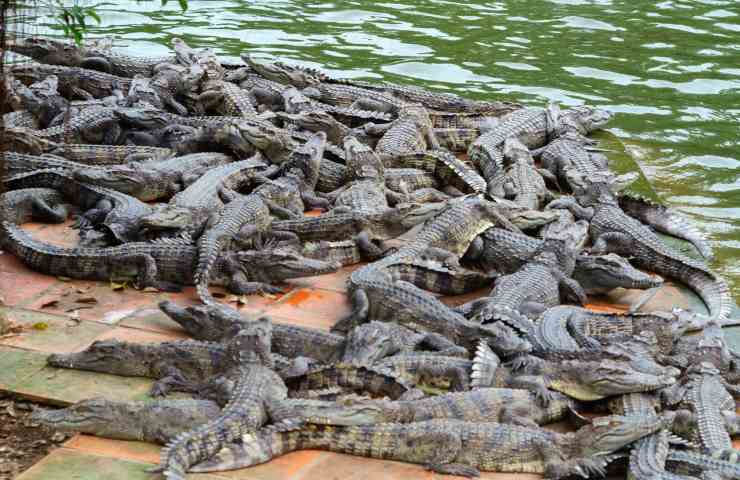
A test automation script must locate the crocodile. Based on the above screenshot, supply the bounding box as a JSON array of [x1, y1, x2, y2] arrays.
[[383, 167, 439, 193], [158, 300, 346, 362], [618, 193, 714, 260], [335, 264, 532, 357], [277, 110, 349, 145], [662, 363, 735, 458], [190, 415, 671, 478], [341, 321, 467, 364], [71, 152, 234, 201], [385, 257, 494, 295], [49, 144, 173, 164], [462, 237, 586, 327], [152, 319, 293, 480], [6, 168, 152, 244], [198, 80, 257, 117], [31, 398, 221, 444], [268, 388, 574, 428], [330, 77, 521, 115], [285, 363, 419, 401], [16, 106, 122, 144], [11, 74, 69, 128], [384, 150, 487, 194], [531, 306, 693, 358], [608, 393, 694, 480], [548, 171, 733, 323], [0, 188, 68, 226], [5, 151, 103, 177], [434, 127, 483, 152], [194, 136, 327, 303], [468, 103, 612, 195], [465, 228, 671, 296], [7, 37, 174, 77], [488, 137, 554, 209], [10, 63, 133, 100], [279, 86, 394, 125], [138, 156, 269, 238], [372, 103, 440, 156], [471, 342, 677, 402], [532, 130, 607, 189]]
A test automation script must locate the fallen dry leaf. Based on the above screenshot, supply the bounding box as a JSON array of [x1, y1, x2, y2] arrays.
[[57, 276, 71, 282], [39, 300, 59, 309], [142, 286, 159, 293], [75, 297, 98, 304], [31, 322, 49, 331], [110, 281, 127, 291]]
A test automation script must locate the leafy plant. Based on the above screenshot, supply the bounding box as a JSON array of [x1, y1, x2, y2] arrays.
[[50, 0, 188, 45]]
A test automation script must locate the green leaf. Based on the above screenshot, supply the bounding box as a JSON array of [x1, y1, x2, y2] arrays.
[[178, 0, 188, 11], [86, 8, 101, 24], [161, 0, 169, 5]]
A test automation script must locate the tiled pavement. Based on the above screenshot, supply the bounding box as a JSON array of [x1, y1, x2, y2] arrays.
[[0, 222, 735, 479]]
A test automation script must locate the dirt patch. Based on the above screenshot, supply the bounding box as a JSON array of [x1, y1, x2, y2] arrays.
[[0, 393, 70, 479]]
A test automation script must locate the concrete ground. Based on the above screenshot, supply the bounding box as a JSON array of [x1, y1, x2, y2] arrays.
[[0, 219, 733, 479]]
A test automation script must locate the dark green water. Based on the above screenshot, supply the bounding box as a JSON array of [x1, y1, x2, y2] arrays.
[[22, 0, 740, 297]]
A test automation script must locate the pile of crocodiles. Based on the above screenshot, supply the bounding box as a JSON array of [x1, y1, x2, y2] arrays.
[[2, 36, 739, 479]]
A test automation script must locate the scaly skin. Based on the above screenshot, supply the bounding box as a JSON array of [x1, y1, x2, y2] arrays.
[[199, 80, 257, 117], [468, 104, 611, 195], [154, 320, 289, 480], [341, 321, 466, 364], [0, 188, 68, 225], [337, 265, 531, 356], [552, 173, 733, 323], [10, 63, 132, 100], [490, 137, 552, 209], [618, 193, 713, 260], [139, 156, 268, 237], [277, 110, 350, 145], [534, 130, 606, 189], [46, 338, 231, 397], [284, 363, 417, 401], [158, 300, 346, 362], [6, 169, 151, 244], [268, 388, 573, 427], [191, 415, 671, 478], [2, 223, 325, 294], [72, 152, 234, 201], [384, 167, 439, 193], [386, 257, 493, 295], [374, 104, 439, 156], [7, 37, 174, 77], [434, 127, 482, 152], [50, 144, 173, 164], [466, 228, 668, 296], [472, 342, 676, 402], [466, 237, 585, 328], [31, 398, 220, 444], [17, 106, 121, 143]]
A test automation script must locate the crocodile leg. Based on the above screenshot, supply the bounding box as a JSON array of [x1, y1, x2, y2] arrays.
[[332, 289, 370, 334]]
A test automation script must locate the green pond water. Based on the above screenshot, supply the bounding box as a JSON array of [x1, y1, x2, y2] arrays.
[[17, 0, 740, 298]]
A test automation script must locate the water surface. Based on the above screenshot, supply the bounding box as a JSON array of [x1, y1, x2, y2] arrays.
[[17, 0, 740, 296]]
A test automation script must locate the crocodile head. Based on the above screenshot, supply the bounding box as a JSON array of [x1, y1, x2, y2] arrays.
[[30, 398, 134, 437], [383, 201, 445, 230], [46, 340, 149, 376], [241, 53, 320, 89], [238, 122, 293, 157], [73, 166, 160, 201], [342, 321, 404, 364], [236, 248, 341, 281], [344, 135, 384, 180], [550, 359, 677, 401], [159, 300, 248, 341], [114, 106, 170, 130], [278, 131, 327, 189], [225, 317, 273, 366], [282, 87, 313, 113], [569, 171, 619, 207], [140, 206, 197, 230], [279, 110, 336, 132], [560, 106, 613, 135], [573, 413, 674, 457], [478, 321, 533, 356], [7, 37, 85, 66], [575, 253, 663, 292]]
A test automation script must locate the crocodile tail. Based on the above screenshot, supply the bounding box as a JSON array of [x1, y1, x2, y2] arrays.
[[189, 420, 306, 473], [678, 264, 733, 324], [667, 449, 740, 478], [195, 234, 222, 304], [471, 341, 500, 388]]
